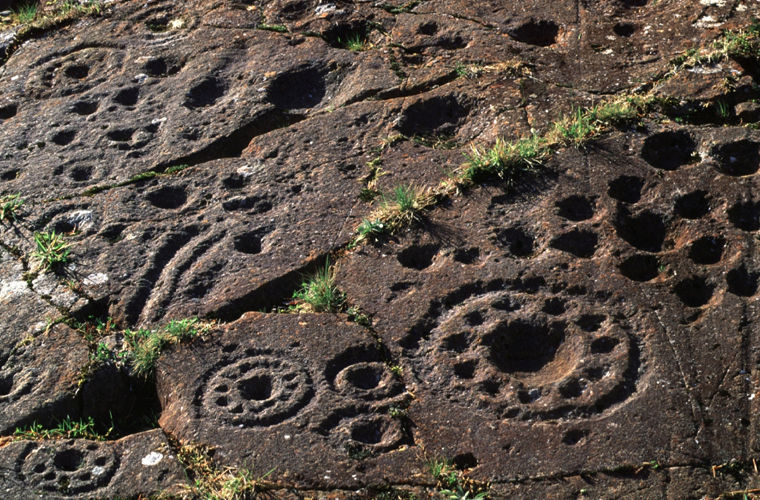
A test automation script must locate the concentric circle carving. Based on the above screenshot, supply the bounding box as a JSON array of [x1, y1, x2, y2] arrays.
[[200, 352, 313, 427]]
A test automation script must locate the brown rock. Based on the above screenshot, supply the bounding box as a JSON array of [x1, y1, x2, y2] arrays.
[[1, 0, 760, 496], [0, 429, 187, 498], [0, 324, 88, 434], [737, 101, 760, 123], [157, 313, 420, 489]]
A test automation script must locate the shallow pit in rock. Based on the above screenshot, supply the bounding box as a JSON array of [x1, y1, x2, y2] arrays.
[[711, 140, 760, 177], [675, 191, 710, 219], [608, 176, 644, 204], [494, 227, 534, 257], [641, 131, 696, 170], [508, 19, 559, 47], [688, 236, 725, 265], [673, 277, 714, 307]]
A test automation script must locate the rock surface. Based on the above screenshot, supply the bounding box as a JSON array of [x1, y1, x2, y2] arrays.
[[1, 0, 760, 497], [157, 313, 419, 489], [0, 429, 187, 498]]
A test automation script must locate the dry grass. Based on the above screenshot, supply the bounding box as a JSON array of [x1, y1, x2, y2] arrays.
[[167, 443, 277, 500]]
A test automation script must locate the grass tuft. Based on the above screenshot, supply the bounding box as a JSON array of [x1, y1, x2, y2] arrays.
[[14, 2, 37, 23], [667, 20, 760, 75], [550, 98, 645, 147], [350, 184, 436, 245], [390, 184, 418, 213], [380, 184, 426, 230], [429, 457, 489, 499], [454, 62, 481, 79], [352, 218, 386, 246], [174, 443, 276, 500], [123, 318, 212, 377], [14, 416, 111, 441], [716, 19, 760, 59], [33, 231, 71, 271], [257, 23, 288, 33], [292, 259, 345, 313], [0, 193, 23, 221], [346, 305, 371, 327], [341, 32, 369, 51], [56, 0, 102, 16], [2, 1, 104, 65], [552, 107, 599, 146], [164, 163, 190, 175], [463, 135, 548, 184]]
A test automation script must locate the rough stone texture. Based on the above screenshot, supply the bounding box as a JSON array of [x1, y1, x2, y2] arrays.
[[491, 464, 760, 499], [0, 0, 760, 497], [0, 429, 187, 498], [157, 313, 421, 489], [0, 324, 88, 435], [2, 150, 367, 325], [336, 126, 760, 484], [0, 249, 60, 353]]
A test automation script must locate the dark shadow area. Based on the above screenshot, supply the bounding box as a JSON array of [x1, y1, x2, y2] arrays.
[[641, 130, 696, 170], [508, 19, 559, 46]]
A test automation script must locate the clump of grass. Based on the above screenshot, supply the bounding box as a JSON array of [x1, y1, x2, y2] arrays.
[[391, 184, 418, 212], [359, 187, 382, 202], [176, 443, 276, 500], [369, 485, 419, 500], [33, 231, 71, 271], [14, 2, 37, 23], [123, 318, 212, 377], [429, 458, 489, 499], [440, 487, 488, 499], [14, 416, 111, 441], [454, 62, 481, 79], [128, 170, 158, 182], [73, 315, 117, 345], [337, 30, 370, 51], [351, 184, 433, 244], [669, 47, 703, 69], [352, 218, 386, 246], [164, 163, 190, 175], [429, 458, 458, 490], [667, 20, 760, 75], [2, 1, 103, 64], [551, 107, 599, 146], [346, 33, 369, 51], [292, 259, 345, 312], [0, 193, 23, 221], [715, 99, 731, 120], [716, 19, 760, 59], [92, 341, 114, 363], [55, 0, 103, 16], [381, 184, 426, 230], [463, 135, 548, 184], [388, 405, 407, 419], [257, 23, 287, 33], [462, 96, 647, 184], [345, 441, 375, 460], [359, 160, 386, 202], [591, 97, 646, 124], [346, 305, 371, 327], [550, 98, 644, 147]]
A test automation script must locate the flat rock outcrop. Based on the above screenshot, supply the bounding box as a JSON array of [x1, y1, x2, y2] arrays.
[[0, 429, 186, 498], [1, 0, 760, 497]]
